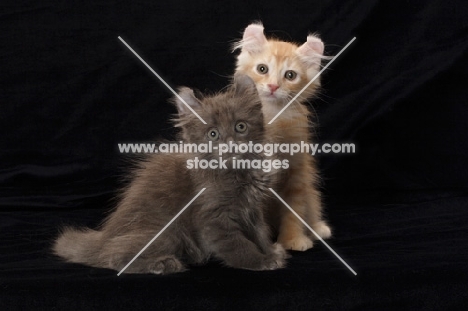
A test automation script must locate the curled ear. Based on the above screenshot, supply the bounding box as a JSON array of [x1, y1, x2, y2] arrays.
[[296, 34, 324, 66], [172, 87, 202, 116], [233, 22, 267, 54]]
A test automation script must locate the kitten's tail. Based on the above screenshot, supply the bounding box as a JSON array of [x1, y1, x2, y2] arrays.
[[53, 227, 103, 265]]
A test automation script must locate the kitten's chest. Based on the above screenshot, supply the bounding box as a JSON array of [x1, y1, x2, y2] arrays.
[[264, 107, 311, 143]]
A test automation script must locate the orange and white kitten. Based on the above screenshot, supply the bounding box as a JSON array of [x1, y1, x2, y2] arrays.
[[233, 23, 331, 251]]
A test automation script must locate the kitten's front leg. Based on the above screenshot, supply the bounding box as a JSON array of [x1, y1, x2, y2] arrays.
[[218, 235, 286, 271], [202, 224, 287, 271], [305, 186, 332, 241], [277, 209, 314, 251], [276, 171, 314, 251], [276, 186, 331, 250]]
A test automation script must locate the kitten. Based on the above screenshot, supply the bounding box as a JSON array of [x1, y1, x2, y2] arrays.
[[233, 23, 332, 251], [53, 75, 287, 274]]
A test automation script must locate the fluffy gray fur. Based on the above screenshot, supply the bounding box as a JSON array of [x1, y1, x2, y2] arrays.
[[53, 75, 287, 274]]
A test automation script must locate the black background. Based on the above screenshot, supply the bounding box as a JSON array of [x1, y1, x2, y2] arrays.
[[1, 0, 468, 309]]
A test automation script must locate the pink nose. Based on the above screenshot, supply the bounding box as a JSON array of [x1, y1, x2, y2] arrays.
[[267, 84, 279, 93]]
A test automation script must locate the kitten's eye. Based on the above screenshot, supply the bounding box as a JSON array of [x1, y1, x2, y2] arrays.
[[235, 121, 248, 133], [284, 70, 297, 81], [207, 128, 219, 141], [256, 64, 269, 75]]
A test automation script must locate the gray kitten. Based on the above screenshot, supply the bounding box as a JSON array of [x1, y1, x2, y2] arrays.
[[53, 75, 287, 274]]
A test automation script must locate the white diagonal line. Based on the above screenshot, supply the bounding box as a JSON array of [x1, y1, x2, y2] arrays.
[[268, 37, 356, 124], [269, 188, 357, 276], [118, 36, 207, 125], [117, 188, 206, 276]]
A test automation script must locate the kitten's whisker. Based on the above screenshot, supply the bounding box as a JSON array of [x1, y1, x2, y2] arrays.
[[219, 84, 231, 93], [208, 71, 232, 79]]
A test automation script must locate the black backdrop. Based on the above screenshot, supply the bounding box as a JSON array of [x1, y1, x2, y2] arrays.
[[1, 0, 468, 309]]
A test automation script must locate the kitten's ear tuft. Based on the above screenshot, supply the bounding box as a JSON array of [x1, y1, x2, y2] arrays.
[[192, 88, 204, 101], [234, 22, 267, 54], [305, 35, 324, 55], [173, 87, 201, 116], [296, 34, 324, 65], [232, 74, 258, 97]]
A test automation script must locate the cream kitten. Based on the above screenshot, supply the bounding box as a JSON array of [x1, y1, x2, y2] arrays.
[[233, 23, 332, 251]]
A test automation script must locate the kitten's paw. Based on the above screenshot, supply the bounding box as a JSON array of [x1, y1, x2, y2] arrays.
[[271, 242, 290, 259], [261, 249, 287, 270], [261, 257, 286, 270], [278, 234, 313, 251], [149, 256, 186, 275], [254, 243, 289, 270], [312, 221, 332, 240]]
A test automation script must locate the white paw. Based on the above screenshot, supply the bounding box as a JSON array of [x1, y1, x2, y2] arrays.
[[279, 234, 313, 251], [272, 243, 289, 259], [262, 256, 286, 270], [312, 221, 332, 239]]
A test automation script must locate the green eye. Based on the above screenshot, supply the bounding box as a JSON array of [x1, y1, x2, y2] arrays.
[[284, 70, 297, 80], [235, 121, 247, 133], [257, 64, 269, 74], [207, 128, 219, 141]]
